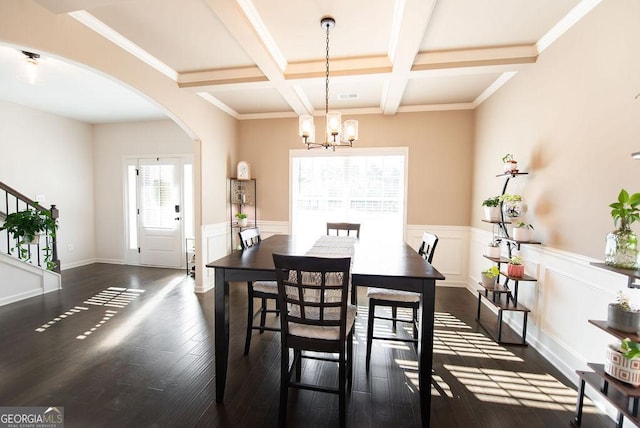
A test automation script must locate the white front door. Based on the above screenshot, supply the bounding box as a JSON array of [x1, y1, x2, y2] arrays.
[[138, 158, 182, 267]]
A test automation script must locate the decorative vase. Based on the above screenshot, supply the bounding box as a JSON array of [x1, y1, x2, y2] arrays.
[[486, 245, 501, 259], [20, 233, 41, 245], [503, 161, 518, 173], [238, 218, 248, 227], [502, 200, 527, 220], [483, 206, 501, 222], [512, 228, 530, 242], [607, 303, 640, 333], [507, 264, 524, 278], [481, 274, 497, 288], [605, 229, 638, 269], [605, 343, 640, 386]]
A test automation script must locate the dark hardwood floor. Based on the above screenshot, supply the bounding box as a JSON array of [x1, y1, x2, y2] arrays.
[[0, 263, 615, 427]]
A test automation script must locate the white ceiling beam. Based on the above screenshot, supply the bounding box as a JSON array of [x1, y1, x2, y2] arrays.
[[412, 45, 537, 71], [381, 0, 438, 116], [33, 0, 131, 14], [203, 0, 310, 116], [178, 66, 267, 88]]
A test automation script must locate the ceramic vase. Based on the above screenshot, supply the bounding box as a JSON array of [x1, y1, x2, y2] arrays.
[[507, 264, 524, 278]]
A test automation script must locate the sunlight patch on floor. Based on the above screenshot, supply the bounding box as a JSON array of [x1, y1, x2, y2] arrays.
[[435, 329, 523, 362], [444, 364, 600, 413]]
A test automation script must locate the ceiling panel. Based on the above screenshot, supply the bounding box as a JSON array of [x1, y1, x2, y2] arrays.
[[88, 0, 254, 72], [206, 86, 292, 115], [402, 73, 502, 105], [421, 0, 582, 51], [253, 0, 394, 62]]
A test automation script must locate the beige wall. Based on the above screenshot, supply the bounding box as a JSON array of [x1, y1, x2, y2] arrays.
[[473, 0, 640, 259], [0, 100, 95, 268], [93, 120, 193, 263], [239, 111, 474, 226]]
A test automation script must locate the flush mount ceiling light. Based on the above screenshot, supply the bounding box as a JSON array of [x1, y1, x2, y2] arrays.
[[632, 152, 640, 160], [298, 17, 358, 151], [20, 50, 40, 85]]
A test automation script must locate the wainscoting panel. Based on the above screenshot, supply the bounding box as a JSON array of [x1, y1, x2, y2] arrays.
[[406, 225, 469, 287], [468, 226, 634, 421]]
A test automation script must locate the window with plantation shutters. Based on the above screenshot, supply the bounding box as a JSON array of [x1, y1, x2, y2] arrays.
[[291, 148, 407, 241], [139, 163, 176, 229]]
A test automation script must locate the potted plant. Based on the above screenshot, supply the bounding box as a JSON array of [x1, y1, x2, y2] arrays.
[[605, 189, 640, 269], [0, 203, 58, 268], [481, 266, 500, 287], [486, 239, 501, 258], [512, 222, 534, 242], [235, 212, 248, 227], [605, 338, 640, 386], [482, 196, 501, 221], [607, 291, 640, 333], [502, 153, 518, 173], [500, 194, 527, 220], [507, 255, 524, 278]]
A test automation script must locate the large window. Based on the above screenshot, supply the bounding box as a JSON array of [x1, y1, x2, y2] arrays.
[[290, 148, 407, 241]]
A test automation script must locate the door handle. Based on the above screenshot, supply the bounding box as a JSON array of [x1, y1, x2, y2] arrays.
[[174, 217, 180, 221]]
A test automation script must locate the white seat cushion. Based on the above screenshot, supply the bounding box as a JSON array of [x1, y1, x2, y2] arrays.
[[252, 280, 278, 295], [288, 304, 357, 341], [366, 287, 420, 303]]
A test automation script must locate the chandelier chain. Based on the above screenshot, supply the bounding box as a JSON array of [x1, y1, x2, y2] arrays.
[[325, 22, 330, 117]]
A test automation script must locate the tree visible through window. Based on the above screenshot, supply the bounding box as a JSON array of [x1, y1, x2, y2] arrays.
[[291, 149, 406, 241]]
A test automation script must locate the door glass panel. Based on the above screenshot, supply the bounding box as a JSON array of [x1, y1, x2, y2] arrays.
[[140, 164, 176, 229]]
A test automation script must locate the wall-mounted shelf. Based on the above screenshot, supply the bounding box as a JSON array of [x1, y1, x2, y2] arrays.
[[590, 262, 640, 289]]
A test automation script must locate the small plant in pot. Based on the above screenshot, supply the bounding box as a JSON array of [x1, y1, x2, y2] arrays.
[[507, 255, 524, 278], [502, 153, 518, 173], [482, 196, 501, 221], [605, 338, 640, 386], [605, 189, 640, 269], [499, 194, 527, 221], [607, 291, 640, 333], [486, 239, 501, 258], [512, 222, 534, 242], [481, 266, 500, 287], [0, 203, 58, 268], [235, 212, 248, 227]]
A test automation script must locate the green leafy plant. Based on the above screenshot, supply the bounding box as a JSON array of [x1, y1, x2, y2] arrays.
[[610, 189, 640, 231], [499, 194, 522, 202], [515, 222, 534, 230], [482, 266, 500, 278], [621, 338, 640, 360], [235, 212, 247, 220], [482, 196, 500, 207], [502, 153, 516, 163], [614, 291, 638, 312], [0, 203, 58, 269], [509, 255, 523, 265]]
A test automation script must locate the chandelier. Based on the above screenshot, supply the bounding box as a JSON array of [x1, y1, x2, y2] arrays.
[[298, 17, 358, 150]]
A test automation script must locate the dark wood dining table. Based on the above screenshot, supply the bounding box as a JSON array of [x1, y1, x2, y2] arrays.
[[206, 234, 445, 427]]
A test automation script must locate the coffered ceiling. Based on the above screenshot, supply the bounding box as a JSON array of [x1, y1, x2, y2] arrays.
[[3, 0, 599, 123]]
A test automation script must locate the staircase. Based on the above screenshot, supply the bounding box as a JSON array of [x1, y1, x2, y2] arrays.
[[0, 181, 61, 306]]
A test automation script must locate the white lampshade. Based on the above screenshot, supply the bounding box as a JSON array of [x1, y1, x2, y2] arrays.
[[326, 111, 342, 140], [299, 115, 314, 138], [342, 120, 358, 142]]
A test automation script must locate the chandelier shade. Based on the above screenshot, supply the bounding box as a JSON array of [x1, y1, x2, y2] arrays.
[[299, 17, 358, 150]]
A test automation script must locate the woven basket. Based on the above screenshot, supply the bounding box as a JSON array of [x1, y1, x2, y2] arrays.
[[605, 344, 640, 386]]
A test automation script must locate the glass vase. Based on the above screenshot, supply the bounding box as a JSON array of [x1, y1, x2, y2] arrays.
[[605, 229, 639, 269]]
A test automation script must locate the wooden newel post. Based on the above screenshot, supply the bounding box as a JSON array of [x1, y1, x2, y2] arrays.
[[50, 204, 60, 273]]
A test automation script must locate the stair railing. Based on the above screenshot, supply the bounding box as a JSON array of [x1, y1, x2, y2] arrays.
[[0, 181, 60, 272]]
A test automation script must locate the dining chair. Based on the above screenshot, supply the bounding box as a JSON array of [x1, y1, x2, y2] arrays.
[[239, 227, 280, 355], [365, 231, 439, 371], [272, 253, 355, 428], [326, 222, 361, 238]]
